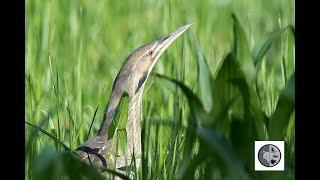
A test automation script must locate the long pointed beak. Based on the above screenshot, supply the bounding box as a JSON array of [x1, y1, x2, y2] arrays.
[[152, 23, 192, 60]]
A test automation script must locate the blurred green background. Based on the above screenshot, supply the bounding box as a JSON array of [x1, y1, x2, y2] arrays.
[[26, 0, 294, 179]]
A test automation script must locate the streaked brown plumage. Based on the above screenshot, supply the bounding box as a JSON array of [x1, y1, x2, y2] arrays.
[[75, 24, 192, 177]]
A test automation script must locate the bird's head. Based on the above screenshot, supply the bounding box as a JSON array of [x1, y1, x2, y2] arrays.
[[113, 23, 192, 96]]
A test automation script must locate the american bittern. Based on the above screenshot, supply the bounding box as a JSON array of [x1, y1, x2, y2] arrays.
[[75, 23, 192, 176]]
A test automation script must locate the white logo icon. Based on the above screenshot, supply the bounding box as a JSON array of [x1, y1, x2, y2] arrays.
[[255, 141, 284, 171]]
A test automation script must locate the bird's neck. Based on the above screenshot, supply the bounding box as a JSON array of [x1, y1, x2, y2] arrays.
[[97, 90, 122, 136], [97, 87, 143, 157], [126, 90, 143, 157]]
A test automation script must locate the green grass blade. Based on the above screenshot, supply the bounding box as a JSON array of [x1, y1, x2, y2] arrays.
[[33, 149, 109, 180], [196, 126, 248, 180], [231, 13, 255, 84], [107, 92, 129, 156], [253, 25, 293, 67], [269, 74, 295, 140], [193, 37, 214, 112], [86, 105, 99, 140], [155, 73, 209, 125], [25, 121, 74, 154], [116, 129, 128, 156], [107, 92, 129, 138]]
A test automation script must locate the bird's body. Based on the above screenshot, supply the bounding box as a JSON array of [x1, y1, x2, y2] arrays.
[[75, 24, 192, 177]]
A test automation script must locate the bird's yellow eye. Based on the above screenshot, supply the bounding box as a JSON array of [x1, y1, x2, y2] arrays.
[[147, 50, 154, 56]]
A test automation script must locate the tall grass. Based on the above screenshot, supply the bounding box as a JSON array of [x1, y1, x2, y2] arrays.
[[26, 0, 294, 179]]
